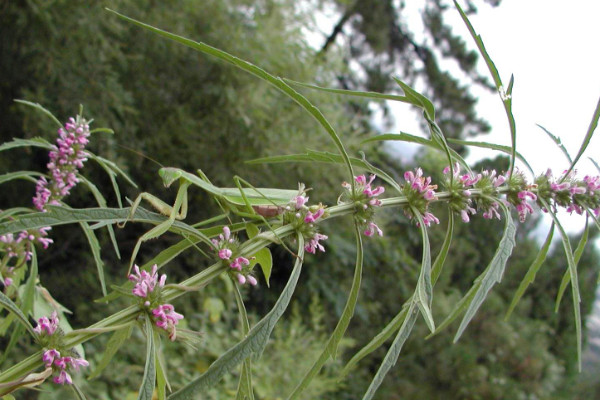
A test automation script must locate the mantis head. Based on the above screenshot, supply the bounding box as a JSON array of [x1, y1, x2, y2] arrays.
[[158, 167, 183, 188]]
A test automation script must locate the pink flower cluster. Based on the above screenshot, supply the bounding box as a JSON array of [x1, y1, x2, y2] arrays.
[[212, 226, 257, 286], [538, 169, 600, 216], [403, 168, 439, 227], [342, 174, 385, 237], [0, 227, 53, 287], [305, 233, 329, 254], [129, 264, 184, 341], [42, 349, 89, 385], [33, 116, 90, 211], [35, 312, 89, 385]]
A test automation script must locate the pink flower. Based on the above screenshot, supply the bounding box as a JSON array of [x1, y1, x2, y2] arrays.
[[294, 195, 309, 209], [42, 349, 60, 367], [304, 208, 324, 223], [152, 303, 184, 341], [129, 264, 166, 299], [230, 256, 250, 271], [305, 233, 328, 254], [364, 222, 383, 237], [218, 248, 233, 260], [34, 311, 59, 336], [33, 116, 91, 212], [53, 370, 73, 385]]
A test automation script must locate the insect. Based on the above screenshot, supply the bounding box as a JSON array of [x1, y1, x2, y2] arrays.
[[119, 167, 299, 272]]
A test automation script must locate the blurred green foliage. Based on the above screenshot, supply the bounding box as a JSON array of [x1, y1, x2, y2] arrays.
[[0, 1, 598, 399]]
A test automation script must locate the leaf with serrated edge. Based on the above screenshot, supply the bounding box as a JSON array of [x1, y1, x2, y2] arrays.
[[505, 224, 554, 320], [106, 9, 355, 184], [563, 96, 600, 178], [0, 290, 36, 338], [454, 204, 515, 342], [412, 211, 435, 333], [138, 315, 156, 400], [555, 221, 588, 311], [537, 124, 572, 163], [540, 199, 582, 371], [14, 100, 62, 127], [362, 302, 419, 400], [284, 78, 411, 104], [287, 223, 363, 399], [169, 237, 304, 399], [88, 324, 133, 379]]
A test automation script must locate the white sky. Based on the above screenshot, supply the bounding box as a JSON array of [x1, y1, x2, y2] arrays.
[[309, 0, 600, 239]]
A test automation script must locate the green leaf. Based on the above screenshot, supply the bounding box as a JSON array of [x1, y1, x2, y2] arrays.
[[71, 383, 89, 400], [79, 175, 121, 260], [341, 305, 409, 377], [0, 206, 213, 248], [536, 124, 573, 163], [362, 134, 469, 173], [0, 138, 53, 153], [288, 223, 363, 399], [88, 153, 138, 189], [88, 324, 133, 379], [14, 99, 62, 128], [446, 138, 534, 176], [505, 224, 554, 320], [168, 237, 305, 399], [564, 96, 600, 178], [0, 171, 41, 185], [590, 157, 600, 174], [393, 78, 435, 121], [79, 222, 107, 296], [0, 290, 36, 338], [155, 330, 170, 400], [453, 0, 517, 174], [453, 204, 515, 342], [432, 213, 454, 285], [362, 302, 418, 400], [540, 199, 582, 371], [555, 221, 588, 311], [248, 150, 402, 194], [89, 127, 114, 134], [233, 285, 254, 400], [284, 78, 411, 104], [412, 210, 435, 333], [245, 224, 272, 286], [107, 9, 355, 183], [138, 315, 156, 400]]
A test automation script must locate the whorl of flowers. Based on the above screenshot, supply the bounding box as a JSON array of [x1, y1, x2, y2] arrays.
[[33, 116, 91, 212], [402, 168, 439, 228], [212, 227, 258, 285], [35, 312, 89, 385], [340, 174, 384, 237], [0, 227, 53, 288], [442, 163, 478, 223], [503, 170, 538, 222], [129, 264, 184, 341], [281, 185, 330, 253], [471, 169, 506, 220], [535, 169, 600, 216]]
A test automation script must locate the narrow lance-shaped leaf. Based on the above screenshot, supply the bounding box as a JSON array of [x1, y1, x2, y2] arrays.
[[0, 138, 53, 153], [563, 95, 600, 179], [412, 209, 435, 333], [283, 78, 411, 104], [505, 223, 554, 320], [454, 203, 515, 342], [248, 150, 401, 194], [233, 284, 254, 400], [555, 220, 588, 311], [537, 124, 573, 163], [453, 0, 517, 175], [342, 214, 453, 376], [14, 99, 62, 128], [138, 314, 156, 400], [88, 324, 133, 379], [79, 221, 107, 296], [0, 290, 36, 338], [590, 157, 600, 174], [169, 237, 305, 399], [0, 171, 41, 185], [106, 9, 356, 185], [362, 302, 419, 400], [540, 199, 582, 371], [287, 222, 363, 400]]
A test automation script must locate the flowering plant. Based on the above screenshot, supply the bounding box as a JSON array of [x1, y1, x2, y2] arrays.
[[0, 3, 599, 399]]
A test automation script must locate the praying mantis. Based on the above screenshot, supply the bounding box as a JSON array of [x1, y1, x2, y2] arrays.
[[119, 167, 300, 271]]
